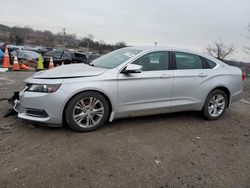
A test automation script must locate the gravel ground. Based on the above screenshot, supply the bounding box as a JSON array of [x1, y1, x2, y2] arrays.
[[0, 71, 250, 188]]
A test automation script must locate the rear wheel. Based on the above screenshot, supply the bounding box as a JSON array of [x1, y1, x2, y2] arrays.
[[65, 91, 109, 132], [203, 89, 228, 120]]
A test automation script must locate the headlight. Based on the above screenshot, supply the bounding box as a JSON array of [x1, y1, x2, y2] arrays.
[[26, 84, 61, 93]]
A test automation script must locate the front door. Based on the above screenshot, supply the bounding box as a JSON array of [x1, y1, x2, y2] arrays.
[[117, 51, 173, 116]]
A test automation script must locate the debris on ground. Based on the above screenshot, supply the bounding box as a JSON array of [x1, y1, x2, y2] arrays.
[[155, 160, 161, 165], [0, 123, 14, 130], [27, 124, 36, 129], [241, 99, 250, 105]]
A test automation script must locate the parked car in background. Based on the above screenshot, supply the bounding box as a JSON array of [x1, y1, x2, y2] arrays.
[[14, 47, 244, 132], [7, 45, 47, 55], [0, 42, 6, 52], [7, 45, 25, 53], [70, 51, 87, 64], [34, 46, 54, 55], [43, 49, 71, 68], [85, 52, 100, 64], [43, 49, 86, 68], [0, 48, 4, 66], [10, 50, 40, 67]]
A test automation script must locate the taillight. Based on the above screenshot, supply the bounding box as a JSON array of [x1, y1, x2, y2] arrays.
[[242, 71, 246, 81]]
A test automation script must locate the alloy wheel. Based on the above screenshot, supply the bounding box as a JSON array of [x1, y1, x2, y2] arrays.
[[73, 97, 104, 128], [208, 93, 225, 117]]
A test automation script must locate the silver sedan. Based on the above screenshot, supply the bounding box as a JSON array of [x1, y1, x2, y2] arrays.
[[14, 47, 244, 131]]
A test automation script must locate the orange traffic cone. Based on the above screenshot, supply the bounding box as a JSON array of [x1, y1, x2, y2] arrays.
[[49, 56, 54, 69], [61, 60, 64, 66], [12, 55, 20, 71], [20, 64, 30, 70], [2, 46, 10, 68]]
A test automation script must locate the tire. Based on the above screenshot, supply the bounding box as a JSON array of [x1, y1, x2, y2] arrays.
[[65, 91, 109, 132], [202, 89, 228, 120]]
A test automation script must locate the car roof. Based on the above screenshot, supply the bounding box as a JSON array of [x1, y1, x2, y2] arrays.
[[125, 46, 225, 66], [126, 46, 202, 54], [16, 49, 39, 54]]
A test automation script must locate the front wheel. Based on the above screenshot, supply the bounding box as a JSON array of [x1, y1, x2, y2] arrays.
[[65, 91, 109, 132], [202, 89, 228, 120]]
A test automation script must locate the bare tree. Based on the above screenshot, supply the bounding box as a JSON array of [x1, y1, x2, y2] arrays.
[[243, 24, 250, 55], [206, 40, 235, 60]]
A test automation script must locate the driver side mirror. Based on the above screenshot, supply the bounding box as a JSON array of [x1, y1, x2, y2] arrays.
[[122, 64, 142, 74]]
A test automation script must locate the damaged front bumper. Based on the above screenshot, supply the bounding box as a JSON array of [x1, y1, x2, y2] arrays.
[[12, 88, 66, 127], [12, 90, 50, 123], [13, 98, 21, 113]]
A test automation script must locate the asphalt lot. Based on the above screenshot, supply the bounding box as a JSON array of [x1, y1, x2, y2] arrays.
[[0, 71, 250, 188]]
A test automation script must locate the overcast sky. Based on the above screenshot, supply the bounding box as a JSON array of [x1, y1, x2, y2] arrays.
[[1, 0, 250, 61]]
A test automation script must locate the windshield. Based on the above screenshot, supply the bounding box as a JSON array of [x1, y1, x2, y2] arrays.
[[92, 48, 141, 69]]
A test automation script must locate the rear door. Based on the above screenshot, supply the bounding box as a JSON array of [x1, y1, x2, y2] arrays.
[[172, 51, 214, 111]]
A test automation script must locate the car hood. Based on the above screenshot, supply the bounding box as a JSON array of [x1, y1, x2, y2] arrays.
[[33, 64, 106, 79]]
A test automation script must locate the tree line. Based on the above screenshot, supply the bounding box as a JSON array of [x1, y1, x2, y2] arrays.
[[1, 23, 250, 59], [0, 24, 126, 54]]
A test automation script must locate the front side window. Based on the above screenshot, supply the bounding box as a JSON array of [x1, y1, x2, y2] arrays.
[[175, 52, 203, 69], [132, 51, 169, 71]]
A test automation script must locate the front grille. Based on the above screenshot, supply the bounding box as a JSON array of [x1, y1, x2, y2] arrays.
[[25, 108, 49, 118]]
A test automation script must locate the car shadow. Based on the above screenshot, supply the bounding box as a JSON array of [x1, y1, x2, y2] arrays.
[[107, 111, 203, 128], [16, 111, 204, 133]]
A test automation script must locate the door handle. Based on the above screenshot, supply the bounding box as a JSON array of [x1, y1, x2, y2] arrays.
[[160, 74, 171, 79], [198, 73, 207, 77]]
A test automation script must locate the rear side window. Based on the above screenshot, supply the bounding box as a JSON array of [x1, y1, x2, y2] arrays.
[[204, 58, 217, 69], [175, 52, 203, 70]]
